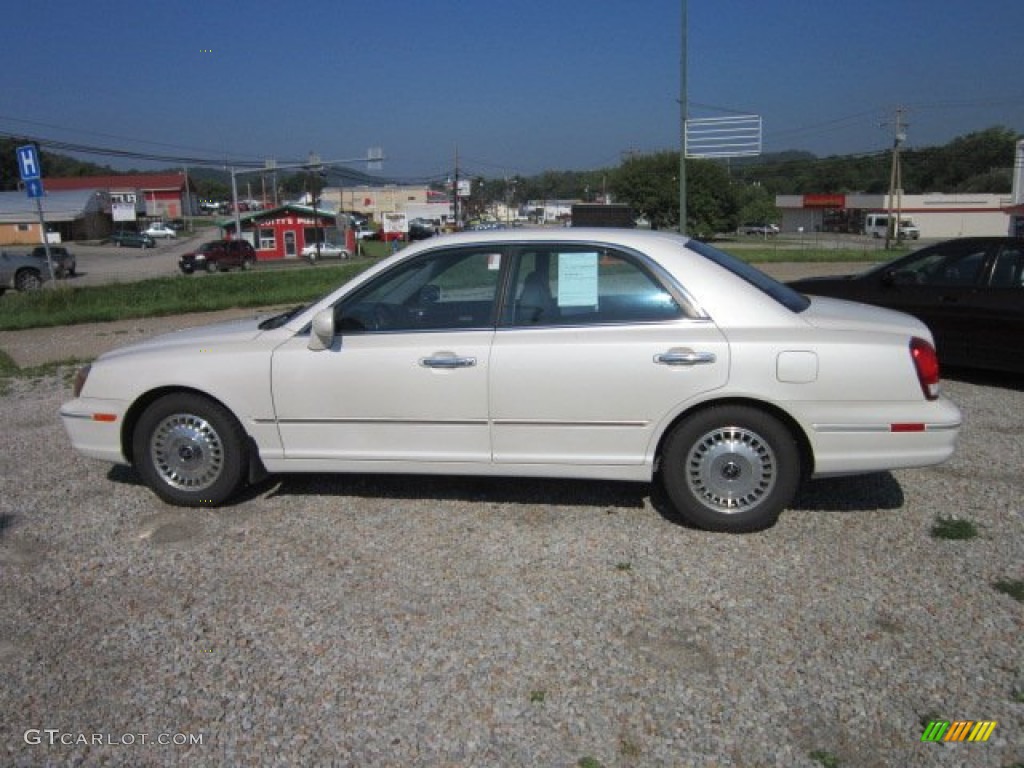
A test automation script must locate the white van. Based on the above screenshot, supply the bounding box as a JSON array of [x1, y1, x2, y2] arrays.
[[864, 213, 920, 240]]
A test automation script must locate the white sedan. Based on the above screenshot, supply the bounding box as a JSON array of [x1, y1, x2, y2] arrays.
[[60, 229, 961, 532], [301, 242, 350, 262], [143, 223, 177, 239]]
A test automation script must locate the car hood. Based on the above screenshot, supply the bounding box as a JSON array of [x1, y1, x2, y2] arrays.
[[800, 295, 929, 337], [96, 316, 269, 362]]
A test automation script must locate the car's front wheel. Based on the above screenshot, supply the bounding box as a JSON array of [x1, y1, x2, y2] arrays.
[[660, 405, 801, 533], [132, 393, 248, 506], [205, 260, 219, 273]]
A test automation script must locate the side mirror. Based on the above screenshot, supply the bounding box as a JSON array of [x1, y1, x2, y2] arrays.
[[308, 308, 336, 351]]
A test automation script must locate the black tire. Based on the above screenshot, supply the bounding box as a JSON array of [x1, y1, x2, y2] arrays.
[[132, 393, 248, 507], [660, 405, 801, 533], [242, 258, 254, 271], [205, 260, 219, 273], [15, 269, 43, 292]]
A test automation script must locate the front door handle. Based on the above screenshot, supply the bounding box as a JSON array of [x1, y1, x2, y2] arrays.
[[420, 355, 477, 369], [654, 349, 717, 366]]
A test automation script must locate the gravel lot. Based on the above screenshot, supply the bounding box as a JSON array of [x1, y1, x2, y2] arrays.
[[0, 366, 1021, 766], [1, 254, 1021, 766]]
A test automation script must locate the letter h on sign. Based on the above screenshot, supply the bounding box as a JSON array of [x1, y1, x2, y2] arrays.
[[17, 145, 42, 180]]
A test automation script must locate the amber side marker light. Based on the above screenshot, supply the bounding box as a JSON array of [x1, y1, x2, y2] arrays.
[[92, 413, 118, 423]]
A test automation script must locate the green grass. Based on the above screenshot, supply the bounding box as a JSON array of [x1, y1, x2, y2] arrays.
[[993, 579, 1024, 602], [809, 750, 841, 768], [723, 246, 896, 264], [930, 517, 979, 540], [0, 262, 368, 331]]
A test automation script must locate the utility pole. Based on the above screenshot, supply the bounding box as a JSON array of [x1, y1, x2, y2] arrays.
[[453, 145, 460, 228], [678, 0, 688, 235], [885, 106, 907, 250]]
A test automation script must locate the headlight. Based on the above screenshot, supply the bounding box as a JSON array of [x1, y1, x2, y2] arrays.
[[73, 364, 91, 398]]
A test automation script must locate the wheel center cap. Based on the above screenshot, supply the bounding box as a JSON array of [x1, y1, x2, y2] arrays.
[[721, 461, 742, 481]]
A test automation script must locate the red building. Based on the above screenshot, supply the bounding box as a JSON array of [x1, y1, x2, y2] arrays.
[[219, 204, 351, 260], [44, 173, 198, 219]]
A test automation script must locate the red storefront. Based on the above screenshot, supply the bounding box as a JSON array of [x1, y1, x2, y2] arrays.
[[219, 204, 354, 261]]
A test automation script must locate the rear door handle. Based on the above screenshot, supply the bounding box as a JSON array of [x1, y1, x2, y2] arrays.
[[654, 349, 717, 366], [420, 355, 477, 369]]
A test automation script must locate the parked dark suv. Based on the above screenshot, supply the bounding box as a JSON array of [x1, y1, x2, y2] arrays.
[[179, 240, 256, 274], [30, 245, 76, 278]]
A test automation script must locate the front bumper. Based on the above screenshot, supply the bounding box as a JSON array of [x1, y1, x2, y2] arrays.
[[59, 398, 130, 465]]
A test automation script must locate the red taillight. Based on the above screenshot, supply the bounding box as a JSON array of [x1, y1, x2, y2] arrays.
[[910, 337, 940, 400]]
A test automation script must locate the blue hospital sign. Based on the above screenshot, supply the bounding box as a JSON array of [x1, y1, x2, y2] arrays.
[[16, 144, 42, 180]]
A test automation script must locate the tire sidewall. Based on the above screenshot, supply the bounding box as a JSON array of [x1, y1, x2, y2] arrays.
[[132, 393, 247, 506], [16, 270, 42, 291], [661, 406, 800, 533]]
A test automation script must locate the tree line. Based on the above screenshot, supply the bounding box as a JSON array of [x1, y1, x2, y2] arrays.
[[464, 126, 1020, 236], [3, 125, 1018, 237]]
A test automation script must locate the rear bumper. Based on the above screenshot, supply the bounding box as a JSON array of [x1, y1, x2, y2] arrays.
[[802, 396, 961, 476]]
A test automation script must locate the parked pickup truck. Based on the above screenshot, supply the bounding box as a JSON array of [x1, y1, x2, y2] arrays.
[[0, 250, 51, 293], [30, 245, 76, 277]]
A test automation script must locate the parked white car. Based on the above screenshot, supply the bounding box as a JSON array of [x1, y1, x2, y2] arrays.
[[301, 242, 351, 262], [143, 222, 177, 239], [60, 229, 961, 532]]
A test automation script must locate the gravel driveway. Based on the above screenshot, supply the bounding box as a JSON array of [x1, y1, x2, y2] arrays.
[[1, 257, 1020, 766], [1, 366, 1021, 766]]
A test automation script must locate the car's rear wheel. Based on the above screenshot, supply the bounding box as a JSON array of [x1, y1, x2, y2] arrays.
[[242, 258, 254, 270], [132, 393, 248, 506], [660, 405, 800, 533], [15, 269, 43, 292]]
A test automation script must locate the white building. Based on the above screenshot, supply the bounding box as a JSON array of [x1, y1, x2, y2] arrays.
[[776, 192, 1017, 238]]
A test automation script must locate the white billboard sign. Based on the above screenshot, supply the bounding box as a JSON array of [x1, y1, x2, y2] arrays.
[[112, 202, 137, 221], [382, 212, 408, 234], [685, 115, 762, 159]]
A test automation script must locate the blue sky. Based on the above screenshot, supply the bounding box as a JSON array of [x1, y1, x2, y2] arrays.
[[2, 0, 1021, 181]]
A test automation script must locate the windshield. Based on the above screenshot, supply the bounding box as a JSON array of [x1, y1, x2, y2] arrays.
[[687, 239, 811, 312]]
